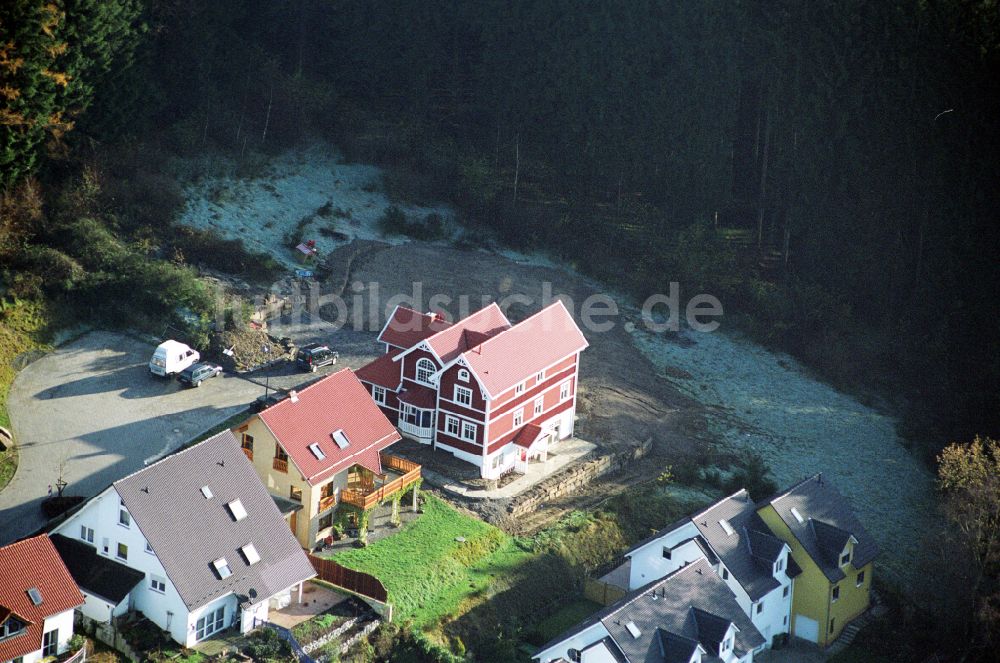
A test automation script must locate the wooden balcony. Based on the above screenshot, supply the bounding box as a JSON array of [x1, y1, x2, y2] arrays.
[[318, 493, 336, 512], [340, 453, 421, 510], [242, 447, 253, 461], [273, 457, 288, 473]]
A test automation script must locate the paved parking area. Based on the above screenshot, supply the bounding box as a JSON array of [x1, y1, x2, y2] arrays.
[[0, 330, 368, 545]]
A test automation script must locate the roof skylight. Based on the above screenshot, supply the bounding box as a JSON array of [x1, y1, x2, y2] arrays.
[[331, 430, 350, 449], [226, 499, 247, 522]]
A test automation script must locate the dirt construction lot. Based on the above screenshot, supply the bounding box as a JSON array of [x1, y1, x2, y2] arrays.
[[0, 330, 367, 545]]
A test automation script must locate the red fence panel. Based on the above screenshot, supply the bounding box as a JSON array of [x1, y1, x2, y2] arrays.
[[307, 554, 388, 603]]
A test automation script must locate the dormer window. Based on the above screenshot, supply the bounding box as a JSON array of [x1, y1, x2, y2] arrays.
[[721, 636, 733, 653], [840, 549, 852, 566], [415, 358, 436, 385], [775, 556, 784, 573], [0, 615, 26, 639], [458, 369, 470, 382]]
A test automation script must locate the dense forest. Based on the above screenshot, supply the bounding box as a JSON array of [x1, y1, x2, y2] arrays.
[[2, 1, 1000, 658]]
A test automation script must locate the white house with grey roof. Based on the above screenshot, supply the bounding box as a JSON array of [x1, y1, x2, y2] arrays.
[[51, 431, 316, 647], [595, 489, 795, 653], [535, 558, 765, 663]]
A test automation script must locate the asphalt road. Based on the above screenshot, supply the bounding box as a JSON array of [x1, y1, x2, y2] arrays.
[[0, 329, 369, 545]]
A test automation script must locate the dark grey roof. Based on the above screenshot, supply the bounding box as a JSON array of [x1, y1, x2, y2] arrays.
[[689, 607, 731, 651], [114, 431, 316, 610], [50, 534, 144, 604], [655, 630, 700, 663], [539, 559, 764, 662], [692, 491, 783, 601], [811, 519, 853, 566], [765, 474, 878, 583], [272, 493, 304, 515], [785, 555, 802, 578]]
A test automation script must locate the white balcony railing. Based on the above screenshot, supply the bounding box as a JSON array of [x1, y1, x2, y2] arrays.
[[398, 420, 434, 441]]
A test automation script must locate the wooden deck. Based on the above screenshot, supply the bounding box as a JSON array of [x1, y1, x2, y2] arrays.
[[340, 454, 421, 510]]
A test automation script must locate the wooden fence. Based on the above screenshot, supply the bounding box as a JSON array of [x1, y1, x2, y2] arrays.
[[340, 454, 421, 510], [308, 554, 388, 603]]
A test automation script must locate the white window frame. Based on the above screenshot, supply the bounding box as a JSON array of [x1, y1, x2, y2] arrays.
[[119, 506, 130, 528], [445, 415, 460, 436], [116, 542, 128, 561], [535, 370, 545, 382], [372, 385, 386, 405], [150, 576, 166, 593], [560, 381, 571, 401], [454, 385, 473, 407], [196, 606, 225, 641], [415, 358, 436, 385], [458, 369, 470, 382], [513, 408, 524, 428], [534, 396, 544, 415], [80, 526, 94, 543], [515, 382, 525, 395], [461, 421, 477, 442]]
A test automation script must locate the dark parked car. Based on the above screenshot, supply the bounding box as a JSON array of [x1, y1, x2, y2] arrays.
[[295, 344, 338, 372], [177, 362, 223, 387], [253, 391, 288, 412]]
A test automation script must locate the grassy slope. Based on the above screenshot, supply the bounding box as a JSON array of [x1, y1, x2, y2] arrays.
[[0, 300, 52, 489], [331, 495, 532, 628]]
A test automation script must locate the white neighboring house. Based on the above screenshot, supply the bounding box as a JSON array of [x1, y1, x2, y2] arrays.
[[51, 431, 316, 648], [0, 535, 84, 663], [598, 490, 795, 653], [534, 559, 764, 663]]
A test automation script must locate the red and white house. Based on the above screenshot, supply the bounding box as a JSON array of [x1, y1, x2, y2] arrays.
[[356, 300, 588, 479]]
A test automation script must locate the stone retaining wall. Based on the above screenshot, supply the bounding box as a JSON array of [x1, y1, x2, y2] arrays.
[[505, 437, 652, 519]]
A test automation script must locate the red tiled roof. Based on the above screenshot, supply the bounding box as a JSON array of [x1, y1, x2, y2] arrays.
[[462, 301, 588, 397], [0, 535, 84, 662], [355, 349, 402, 389], [397, 384, 437, 409], [512, 424, 543, 449], [379, 306, 453, 349], [423, 302, 511, 363], [352, 446, 383, 475], [258, 369, 401, 486]]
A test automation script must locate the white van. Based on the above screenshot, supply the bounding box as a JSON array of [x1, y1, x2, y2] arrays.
[[149, 340, 200, 377]]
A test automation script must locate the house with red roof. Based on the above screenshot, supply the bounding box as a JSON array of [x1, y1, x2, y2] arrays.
[[234, 368, 420, 548], [0, 535, 84, 663], [356, 300, 589, 479]]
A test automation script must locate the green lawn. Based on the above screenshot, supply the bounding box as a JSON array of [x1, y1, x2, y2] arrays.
[[331, 494, 533, 627], [0, 299, 52, 491]]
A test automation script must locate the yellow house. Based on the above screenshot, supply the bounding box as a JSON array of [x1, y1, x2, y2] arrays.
[[756, 474, 877, 647], [234, 368, 420, 548]]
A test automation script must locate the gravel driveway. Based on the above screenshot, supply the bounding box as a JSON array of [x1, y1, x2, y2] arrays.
[[0, 329, 370, 545]]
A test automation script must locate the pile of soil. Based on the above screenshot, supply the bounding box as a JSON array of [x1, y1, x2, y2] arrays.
[[211, 327, 295, 372]]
